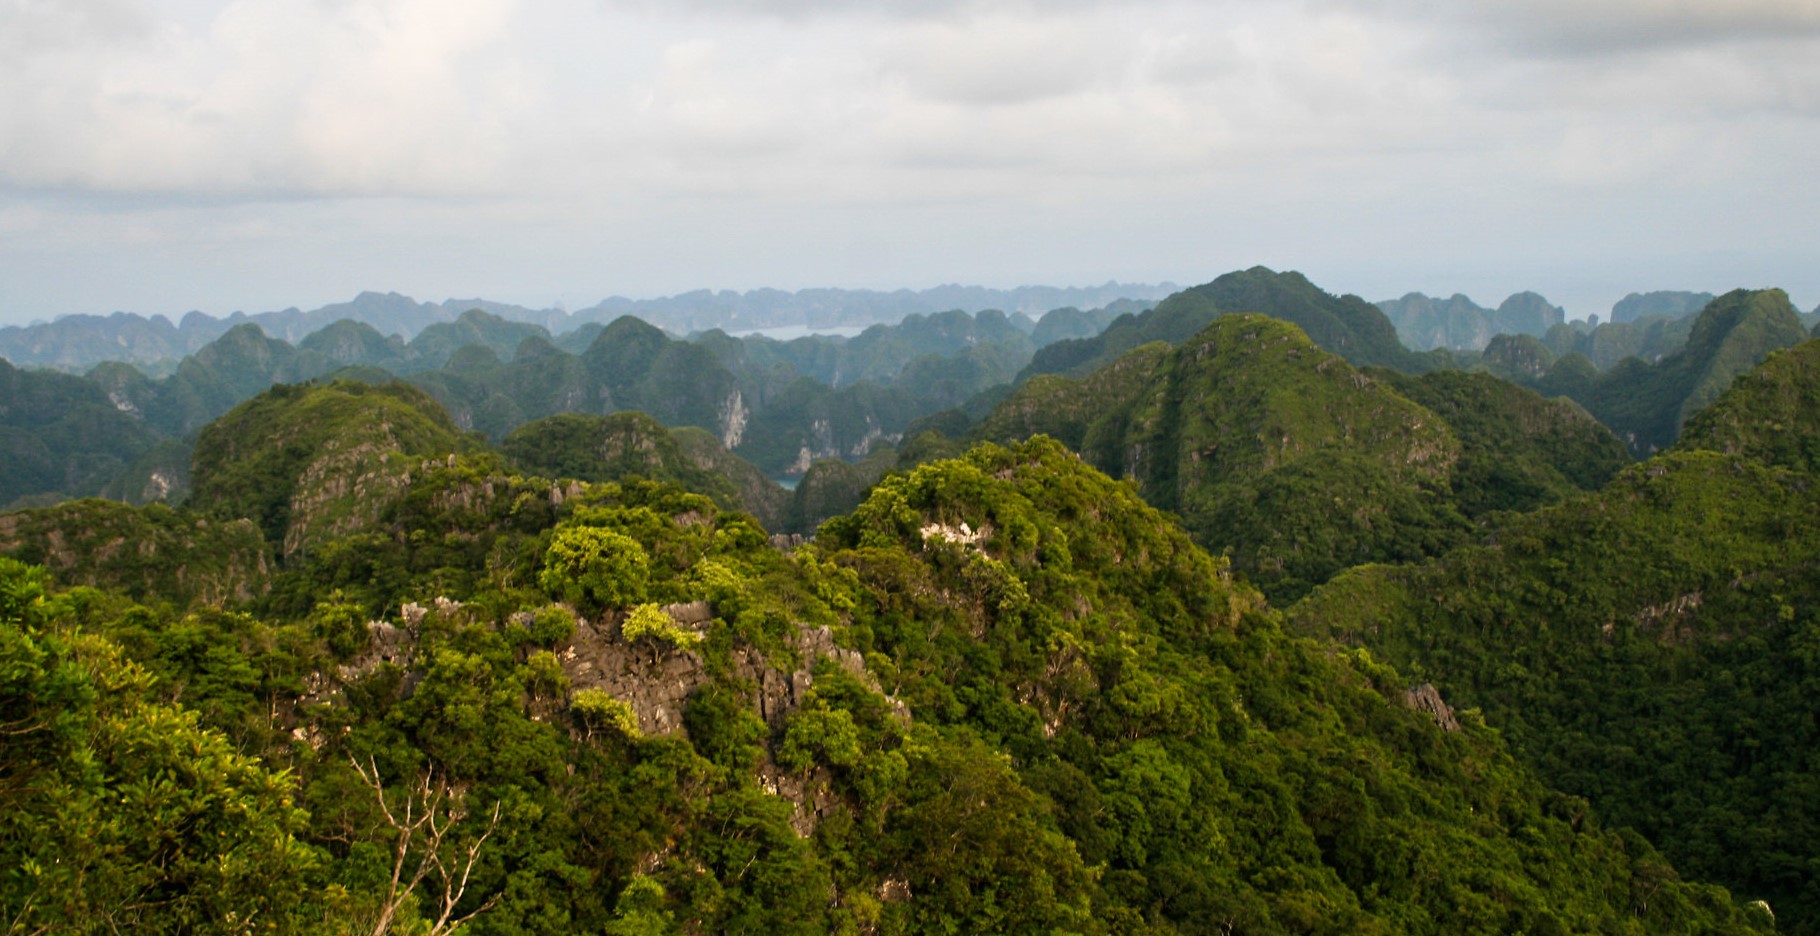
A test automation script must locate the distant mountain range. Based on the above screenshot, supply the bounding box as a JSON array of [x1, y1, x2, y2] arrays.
[[1375, 291, 1566, 352], [0, 297, 1151, 512], [1373, 289, 1769, 353], [0, 282, 1178, 374]]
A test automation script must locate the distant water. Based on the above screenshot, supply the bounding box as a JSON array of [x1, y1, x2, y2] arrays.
[[728, 324, 868, 340], [773, 476, 802, 491]]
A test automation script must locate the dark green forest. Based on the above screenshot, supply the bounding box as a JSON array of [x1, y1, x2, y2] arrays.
[[5, 268, 1820, 932], [0, 417, 1775, 932]]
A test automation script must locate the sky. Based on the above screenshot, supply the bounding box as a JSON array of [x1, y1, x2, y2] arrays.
[[1, 0, 1816, 326]]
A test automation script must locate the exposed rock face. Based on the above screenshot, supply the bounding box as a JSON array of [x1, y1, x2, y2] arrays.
[[554, 611, 891, 833], [333, 620, 417, 682], [560, 613, 880, 737], [283, 433, 414, 558], [718, 389, 749, 449], [0, 503, 269, 606], [307, 590, 894, 835], [1404, 683, 1460, 732]]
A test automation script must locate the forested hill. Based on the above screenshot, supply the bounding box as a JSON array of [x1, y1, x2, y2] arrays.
[[0, 375, 1774, 930], [1290, 338, 1820, 930], [1023, 266, 1442, 380], [0, 357, 166, 508], [968, 314, 1629, 602], [1491, 288, 1812, 457], [1677, 338, 1820, 472]]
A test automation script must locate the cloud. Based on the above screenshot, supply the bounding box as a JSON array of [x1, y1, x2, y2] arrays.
[[0, 0, 154, 53], [0, 0, 533, 195], [1335, 0, 1820, 55], [874, 14, 1113, 107], [2, 0, 1818, 323]]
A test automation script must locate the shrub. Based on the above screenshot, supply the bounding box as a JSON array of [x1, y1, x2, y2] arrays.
[[571, 688, 641, 739], [621, 602, 703, 653], [538, 527, 650, 613]]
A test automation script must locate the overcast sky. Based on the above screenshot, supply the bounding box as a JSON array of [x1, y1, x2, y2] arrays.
[[1, 0, 1816, 325]]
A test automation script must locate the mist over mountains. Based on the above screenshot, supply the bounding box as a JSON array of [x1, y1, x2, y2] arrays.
[[0, 282, 1179, 375]]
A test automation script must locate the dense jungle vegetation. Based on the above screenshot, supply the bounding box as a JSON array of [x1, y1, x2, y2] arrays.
[[6, 268, 1820, 932], [0, 416, 1775, 932]]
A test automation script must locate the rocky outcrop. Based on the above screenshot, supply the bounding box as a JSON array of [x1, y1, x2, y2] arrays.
[[283, 434, 414, 558], [559, 611, 881, 737], [0, 502, 269, 606], [1404, 683, 1460, 732]]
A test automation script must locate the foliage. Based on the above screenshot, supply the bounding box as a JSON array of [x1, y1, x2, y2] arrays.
[[1582, 288, 1810, 456], [406, 308, 553, 371], [539, 526, 651, 612], [813, 437, 1765, 933], [1291, 448, 1820, 931], [0, 557, 322, 933], [668, 425, 791, 532], [1373, 368, 1632, 515], [1022, 266, 1432, 381], [573, 688, 643, 738], [980, 316, 1470, 602], [621, 602, 704, 653], [0, 498, 269, 606], [782, 443, 901, 535], [0, 380, 1788, 934], [189, 379, 467, 552], [501, 412, 746, 515], [1481, 289, 1810, 457], [1677, 337, 1820, 473], [0, 358, 163, 508], [527, 604, 577, 647], [1541, 310, 1700, 371]]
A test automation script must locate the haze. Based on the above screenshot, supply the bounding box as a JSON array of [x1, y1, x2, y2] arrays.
[[1, 0, 1816, 325]]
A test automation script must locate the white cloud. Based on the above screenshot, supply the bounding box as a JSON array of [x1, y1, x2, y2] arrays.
[[1464, 0, 1820, 54], [0, 0, 534, 194], [1, 0, 1817, 322], [875, 13, 1114, 107]]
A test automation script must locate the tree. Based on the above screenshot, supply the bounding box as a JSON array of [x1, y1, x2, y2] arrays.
[[571, 688, 642, 740], [0, 558, 320, 933], [619, 603, 702, 661], [348, 756, 504, 936], [538, 527, 650, 613]]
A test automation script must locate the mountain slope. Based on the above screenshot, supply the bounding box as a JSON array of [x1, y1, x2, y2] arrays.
[[1611, 290, 1715, 324], [406, 308, 554, 371], [1585, 288, 1809, 455], [1373, 369, 1631, 516], [0, 408, 1776, 933], [810, 438, 1765, 933], [985, 316, 1467, 601], [1025, 267, 1433, 381], [0, 358, 162, 508], [189, 380, 468, 556], [501, 412, 751, 518], [1677, 338, 1820, 473], [1291, 449, 1820, 932], [1377, 290, 1565, 351]]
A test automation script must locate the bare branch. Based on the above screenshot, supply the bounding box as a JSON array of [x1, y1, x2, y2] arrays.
[[429, 801, 504, 935], [349, 755, 503, 936]]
